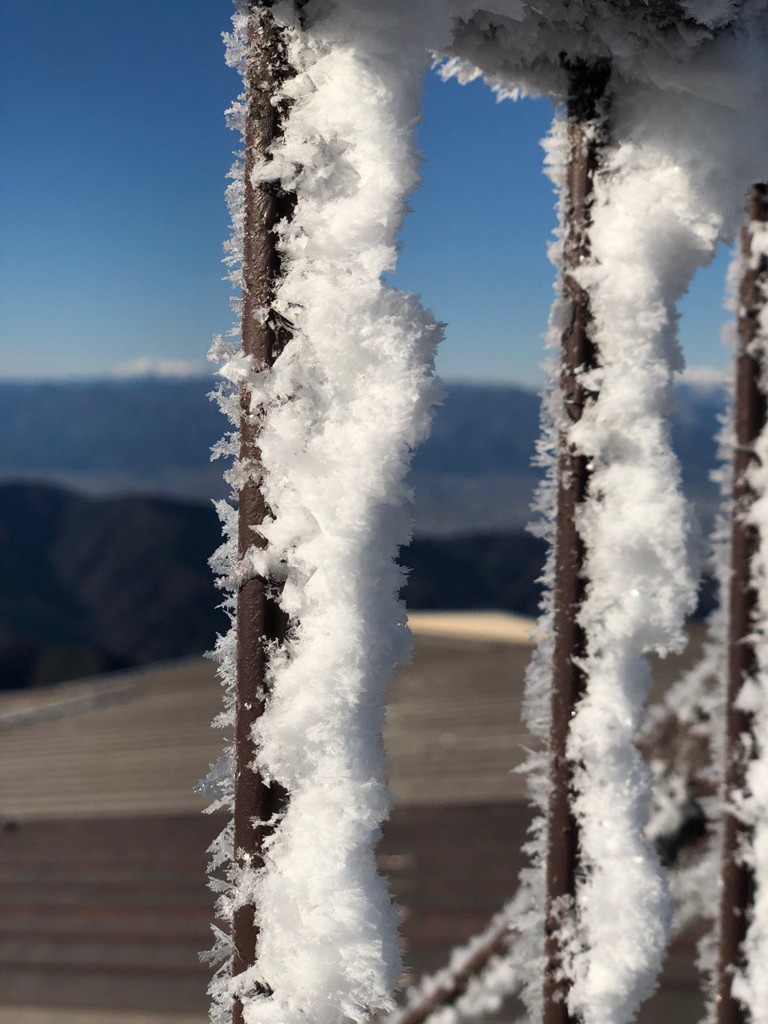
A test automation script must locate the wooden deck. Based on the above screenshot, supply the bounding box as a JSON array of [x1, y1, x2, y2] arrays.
[[0, 628, 706, 1023]]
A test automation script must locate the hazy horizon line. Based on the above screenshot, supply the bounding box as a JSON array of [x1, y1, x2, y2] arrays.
[[0, 363, 726, 391]]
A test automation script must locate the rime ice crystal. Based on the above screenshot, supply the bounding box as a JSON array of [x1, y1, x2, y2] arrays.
[[206, 3, 449, 1024], [204, 4, 768, 1024], [731, 207, 768, 1024]]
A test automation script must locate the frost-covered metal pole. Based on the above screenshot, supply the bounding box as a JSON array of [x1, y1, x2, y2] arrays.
[[716, 183, 768, 1024], [211, 5, 444, 1024], [388, 917, 512, 1024], [233, 4, 295, 1022], [544, 57, 610, 1024]]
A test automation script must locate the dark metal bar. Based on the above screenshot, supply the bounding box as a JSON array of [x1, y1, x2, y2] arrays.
[[543, 57, 610, 1024], [386, 778, 705, 1024], [716, 183, 768, 1024], [391, 918, 512, 1024], [233, 4, 295, 1022]]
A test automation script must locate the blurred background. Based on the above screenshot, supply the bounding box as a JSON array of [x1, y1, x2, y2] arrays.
[[0, 0, 729, 693], [0, 372, 723, 691], [0, 2, 729, 1022]]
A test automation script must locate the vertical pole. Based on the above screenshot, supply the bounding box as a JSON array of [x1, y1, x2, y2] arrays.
[[716, 183, 768, 1024], [233, 4, 295, 1022], [543, 57, 610, 1024]]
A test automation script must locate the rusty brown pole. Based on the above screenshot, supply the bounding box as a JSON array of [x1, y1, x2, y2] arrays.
[[715, 183, 768, 1024], [233, 4, 296, 1022], [543, 57, 610, 1024]]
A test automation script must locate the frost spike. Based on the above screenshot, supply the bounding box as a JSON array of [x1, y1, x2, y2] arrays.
[[544, 56, 610, 1024], [233, 4, 296, 1022], [716, 183, 768, 1024]]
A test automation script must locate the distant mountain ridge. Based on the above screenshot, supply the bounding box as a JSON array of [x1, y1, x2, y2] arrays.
[[0, 482, 550, 691], [0, 377, 725, 536], [0, 483, 227, 690]]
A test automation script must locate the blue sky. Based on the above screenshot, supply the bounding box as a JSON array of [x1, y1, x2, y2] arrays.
[[0, 0, 732, 387]]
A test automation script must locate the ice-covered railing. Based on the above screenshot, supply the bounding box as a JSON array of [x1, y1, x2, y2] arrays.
[[718, 187, 768, 1024], [204, 4, 449, 1024], [201, 3, 768, 1024]]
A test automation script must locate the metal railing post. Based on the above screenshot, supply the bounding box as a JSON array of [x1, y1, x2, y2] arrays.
[[543, 57, 610, 1024], [715, 183, 768, 1024], [233, 4, 295, 1021]]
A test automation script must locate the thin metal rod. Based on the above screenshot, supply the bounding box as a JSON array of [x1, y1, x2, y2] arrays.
[[543, 57, 610, 1024], [233, 4, 295, 1022], [385, 775, 707, 1024], [715, 182, 768, 1024], [391, 919, 512, 1024]]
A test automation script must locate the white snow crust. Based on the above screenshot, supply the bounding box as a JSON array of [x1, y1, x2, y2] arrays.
[[206, 3, 450, 1024], [731, 212, 768, 1024], [474, 9, 767, 1024], [204, 3, 768, 1024]]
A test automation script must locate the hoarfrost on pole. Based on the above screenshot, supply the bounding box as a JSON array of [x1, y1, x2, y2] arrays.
[[728, 186, 768, 1024], [468, 14, 768, 1024], [201, 4, 768, 1024], [206, 2, 451, 1024]]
